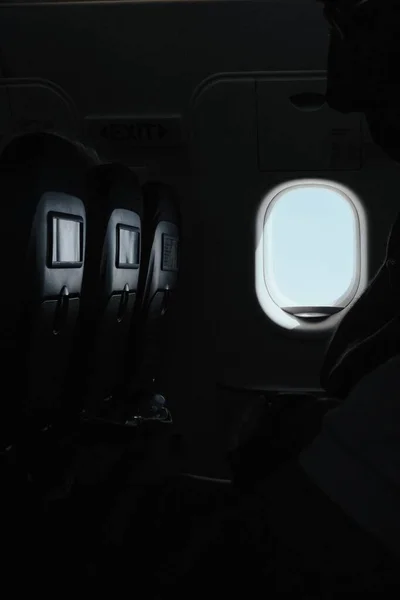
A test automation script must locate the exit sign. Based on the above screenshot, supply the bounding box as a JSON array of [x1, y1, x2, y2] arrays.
[[85, 116, 182, 148]]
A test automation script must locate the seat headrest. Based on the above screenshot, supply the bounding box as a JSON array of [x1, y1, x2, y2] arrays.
[[321, 211, 400, 396]]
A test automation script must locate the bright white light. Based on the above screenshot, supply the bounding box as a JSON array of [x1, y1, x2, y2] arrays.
[[255, 179, 367, 332]]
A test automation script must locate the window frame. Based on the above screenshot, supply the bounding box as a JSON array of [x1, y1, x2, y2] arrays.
[[255, 178, 368, 336]]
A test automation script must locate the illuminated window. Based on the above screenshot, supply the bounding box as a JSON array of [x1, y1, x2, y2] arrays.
[[256, 180, 367, 330]]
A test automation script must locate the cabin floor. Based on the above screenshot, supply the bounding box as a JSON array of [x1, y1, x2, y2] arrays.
[[1, 391, 364, 596], [1, 420, 240, 595]]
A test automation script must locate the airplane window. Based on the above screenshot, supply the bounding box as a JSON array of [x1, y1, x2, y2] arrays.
[[256, 180, 366, 331]]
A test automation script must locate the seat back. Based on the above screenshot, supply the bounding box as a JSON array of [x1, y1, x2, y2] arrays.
[[74, 163, 143, 418], [0, 132, 95, 445], [128, 182, 180, 398]]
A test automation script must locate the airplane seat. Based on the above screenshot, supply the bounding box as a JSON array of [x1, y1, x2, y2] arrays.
[[0, 131, 95, 450], [123, 181, 180, 417], [69, 163, 143, 423], [321, 210, 400, 399]]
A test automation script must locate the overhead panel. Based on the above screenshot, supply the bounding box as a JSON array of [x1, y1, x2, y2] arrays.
[[6, 81, 78, 138], [257, 75, 362, 171], [0, 80, 79, 154]]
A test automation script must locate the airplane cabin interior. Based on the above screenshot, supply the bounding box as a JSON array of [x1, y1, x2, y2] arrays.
[[0, 0, 399, 595]]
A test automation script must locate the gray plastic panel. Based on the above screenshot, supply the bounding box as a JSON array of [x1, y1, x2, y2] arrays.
[[191, 77, 257, 177], [3, 80, 78, 140], [257, 75, 362, 171]]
